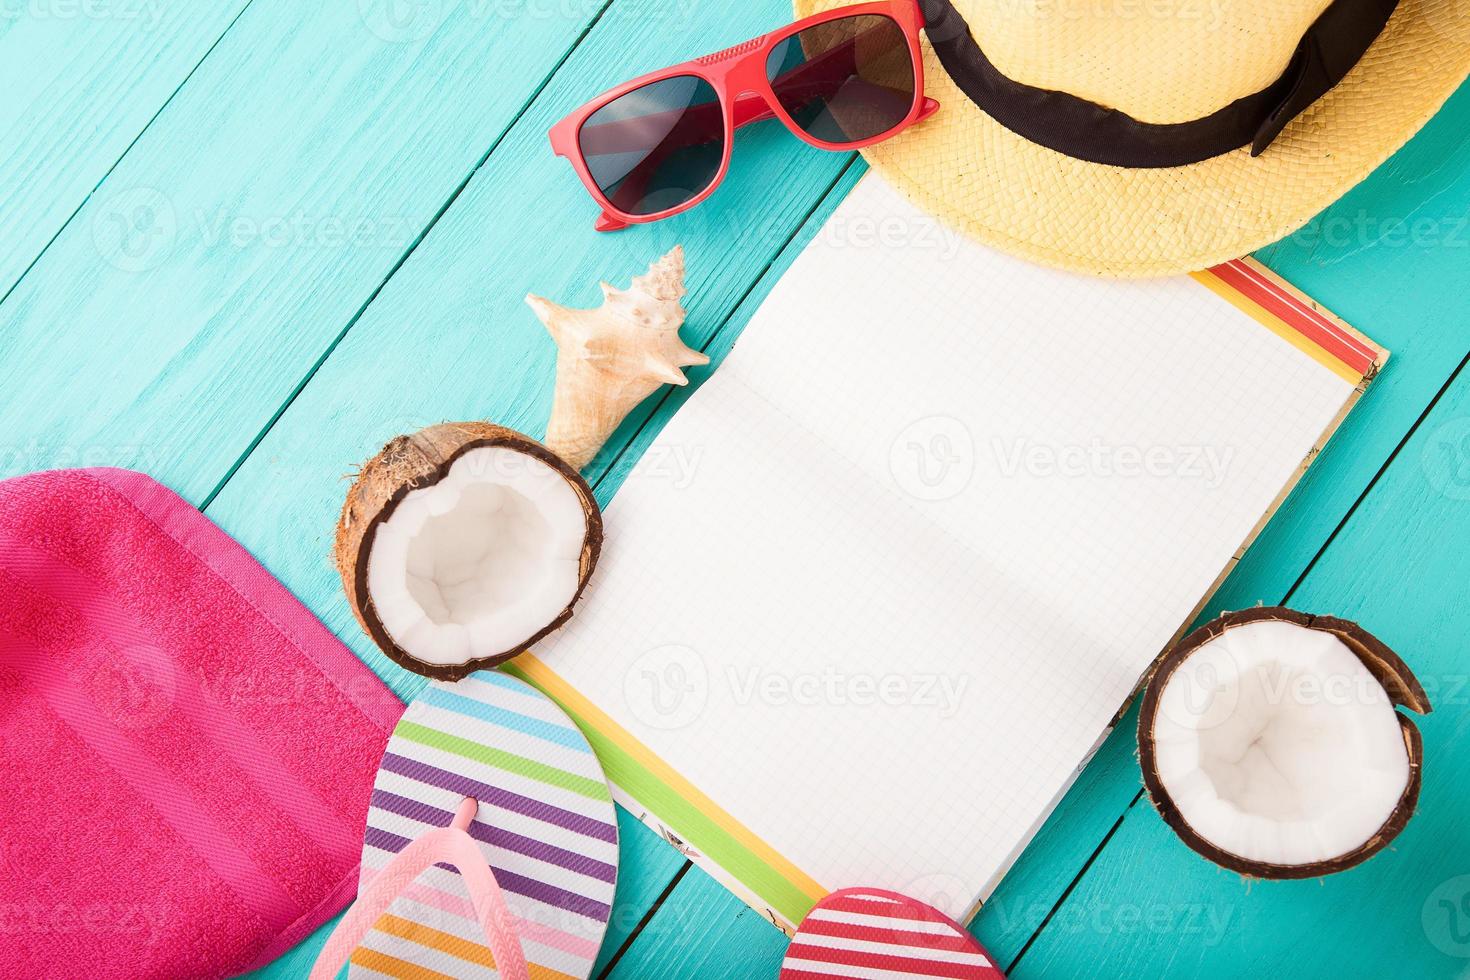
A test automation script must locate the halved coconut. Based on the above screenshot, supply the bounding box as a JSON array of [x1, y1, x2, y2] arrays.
[[1138, 607, 1430, 878], [335, 422, 601, 680]]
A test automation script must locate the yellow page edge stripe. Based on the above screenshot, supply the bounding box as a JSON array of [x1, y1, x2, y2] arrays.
[[1190, 268, 1365, 386], [508, 653, 827, 928], [504, 263, 1372, 934]]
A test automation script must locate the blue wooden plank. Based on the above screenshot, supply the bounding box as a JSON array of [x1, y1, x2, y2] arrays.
[[605, 863, 791, 980], [605, 78, 1470, 979], [199, 0, 857, 703], [3, 0, 1462, 977], [1212, 81, 1470, 616], [0, 0, 249, 298], [194, 0, 864, 968], [593, 813, 692, 977], [1016, 360, 1470, 978], [590, 157, 868, 502], [971, 702, 1145, 968], [0, 0, 608, 501], [974, 77, 1470, 976]]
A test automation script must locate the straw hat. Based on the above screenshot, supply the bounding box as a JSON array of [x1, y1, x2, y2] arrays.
[[794, 0, 1470, 277]]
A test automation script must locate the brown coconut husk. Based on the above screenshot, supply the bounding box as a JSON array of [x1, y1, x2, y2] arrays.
[[1137, 606, 1429, 879], [334, 422, 603, 681]]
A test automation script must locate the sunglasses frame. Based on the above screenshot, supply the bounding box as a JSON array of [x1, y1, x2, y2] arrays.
[[549, 0, 936, 232]]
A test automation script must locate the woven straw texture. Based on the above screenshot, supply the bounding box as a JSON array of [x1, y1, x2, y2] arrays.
[[794, 0, 1470, 277], [963, 0, 1337, 123]]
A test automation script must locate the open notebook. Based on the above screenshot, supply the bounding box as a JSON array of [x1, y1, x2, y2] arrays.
[[509, 174, 1386, 932]]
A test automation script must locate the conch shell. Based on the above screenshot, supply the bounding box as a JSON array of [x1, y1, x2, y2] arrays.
[[529, 246, 708, 469]]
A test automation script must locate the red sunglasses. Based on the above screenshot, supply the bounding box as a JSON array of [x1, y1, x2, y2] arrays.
[[549, 0, 937, 232]]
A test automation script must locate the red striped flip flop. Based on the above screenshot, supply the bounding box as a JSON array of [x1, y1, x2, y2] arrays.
[[781, 888, 1006, 980]]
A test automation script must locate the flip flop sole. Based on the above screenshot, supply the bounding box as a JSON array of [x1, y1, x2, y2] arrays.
[[350, 671, 618, 980], [781, 888, 1004, 980]]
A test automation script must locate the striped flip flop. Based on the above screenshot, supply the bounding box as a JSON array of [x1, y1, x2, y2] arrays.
[[781, 888, 1005, 980], [312, 670, 618, 980]]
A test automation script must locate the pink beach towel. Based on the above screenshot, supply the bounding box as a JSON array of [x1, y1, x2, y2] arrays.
[[0, 468, 403, 979]]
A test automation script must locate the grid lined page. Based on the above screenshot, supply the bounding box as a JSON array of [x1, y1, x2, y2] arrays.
[[534, 174, 1358, 920]]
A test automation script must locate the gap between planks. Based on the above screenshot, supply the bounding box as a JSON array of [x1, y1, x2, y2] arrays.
[[1004, 342, 1470, 974], [199, 0, 619, 512], [0, 0, 259, 312], [586, 153, 863, 490], [574, 153, 864, 974], [35, 1, 1460, 963], [183, 10, 861, 972], [597, 864, 694, 979]]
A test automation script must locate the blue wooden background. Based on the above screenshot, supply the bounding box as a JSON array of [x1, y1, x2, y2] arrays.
[[2, 1, 1468, 976]]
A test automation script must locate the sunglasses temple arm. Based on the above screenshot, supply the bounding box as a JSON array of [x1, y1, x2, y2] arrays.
[[596, 211, 630, 232]]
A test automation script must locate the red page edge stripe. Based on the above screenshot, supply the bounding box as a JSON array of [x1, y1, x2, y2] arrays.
[[1208, 260, 1380, 379]]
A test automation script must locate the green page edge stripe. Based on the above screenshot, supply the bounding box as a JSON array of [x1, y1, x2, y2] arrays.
[[504, 664, 814, 927]]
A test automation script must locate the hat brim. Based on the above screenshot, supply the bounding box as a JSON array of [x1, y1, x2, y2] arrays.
[[795, 0, 1470, 277]]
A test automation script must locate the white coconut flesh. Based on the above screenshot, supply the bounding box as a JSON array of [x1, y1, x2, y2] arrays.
[[366, 446, 589, 667], [1150, 619, 1410, 868]]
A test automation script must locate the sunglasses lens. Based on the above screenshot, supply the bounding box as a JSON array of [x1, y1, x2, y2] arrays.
[[766, 14, 915, 146], [578, 74, 725, 217]]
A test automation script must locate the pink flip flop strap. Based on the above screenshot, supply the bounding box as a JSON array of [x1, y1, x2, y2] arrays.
[[310, 798, 530, 980]]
